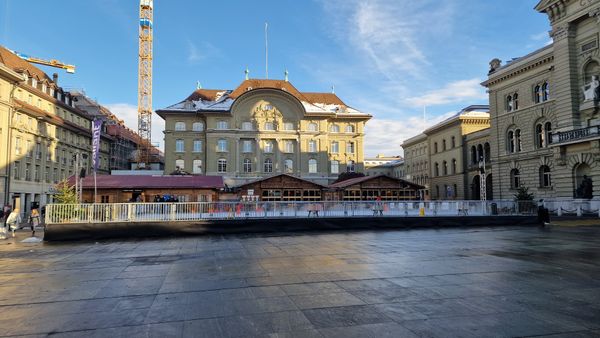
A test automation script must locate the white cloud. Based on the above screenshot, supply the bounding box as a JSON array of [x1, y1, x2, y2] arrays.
[[318, 0, 454, 82], [404, 78, 487, 107], [364, 111, 457, 157], [104, 103, 165, 151]]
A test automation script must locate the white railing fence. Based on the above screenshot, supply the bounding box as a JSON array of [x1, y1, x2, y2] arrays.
[[44, 200, 543, 224]]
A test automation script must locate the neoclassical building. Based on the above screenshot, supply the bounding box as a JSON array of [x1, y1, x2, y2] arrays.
[[482, 0, 600, 200], [156, 79, 372, 186]]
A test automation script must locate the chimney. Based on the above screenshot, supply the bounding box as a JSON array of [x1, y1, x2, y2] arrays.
[[52, 73, 58, 85]]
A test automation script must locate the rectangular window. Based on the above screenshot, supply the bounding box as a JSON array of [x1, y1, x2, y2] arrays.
[[15, 137, 21, 155], [308, 140, 317, 153], [45, 166, 50, 182], [218, 159, 227, 173], [26, 140, 32, 157], [13, 161, 20, 179], [175, 139, 185, 152], [243, 140, 252, 153], [216, 121, 228, 129], [34, 165, 40, 181], [175, 159, 185, 170], [346, 142, 355, 154], [284, 122, 294, 130], [25, 164, 31, 181], [193, 140, 202, 152], [193, 160, 202, 174], [331, 141, 339, 154], [217, 139, 228, 152], [331, 160, 339, 174], [285, 141, 294, 153]]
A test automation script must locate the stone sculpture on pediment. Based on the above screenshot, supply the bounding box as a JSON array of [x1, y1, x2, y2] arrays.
[[252, 101, 283, 130]]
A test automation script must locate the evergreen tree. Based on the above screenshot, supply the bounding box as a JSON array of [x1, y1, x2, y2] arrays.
[[54, 180, 78, 204]]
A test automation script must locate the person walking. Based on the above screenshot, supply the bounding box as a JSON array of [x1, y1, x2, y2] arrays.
[[30, 208, 40, 236], [6, 207, 21, 238]]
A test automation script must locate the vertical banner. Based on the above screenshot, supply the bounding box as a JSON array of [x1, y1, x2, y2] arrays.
[[91, 119, 102, 172]]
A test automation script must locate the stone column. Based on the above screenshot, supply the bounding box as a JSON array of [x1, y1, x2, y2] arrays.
[[549, 23, 581, 129]]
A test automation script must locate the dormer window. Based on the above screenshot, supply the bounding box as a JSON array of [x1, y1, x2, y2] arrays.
[[31, 78, 37, 89]]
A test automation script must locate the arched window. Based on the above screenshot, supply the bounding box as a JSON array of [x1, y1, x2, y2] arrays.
[[542, 82, 549, 101], [443, 161, 448, 175], [484, 143, 490, 162], [175, 122, 186, 131], [345, 125, 354, 133], [515, 129, 522, 152], [513, 93, 519, 110], [510, 169, 520, 189], [539, 165, 551, 187], [175, 139, 184, 152], [264, 140, 274, 153], [284, 159, 293, 173], [451, 136, 456, 148], [452, 159, 457, 174], [506, 95, 513, 112], [471, 146, 477, 164], [307, 122, 318, 132], [243, 159, 252, 173], [534, 85, 542, 103], [544, 122, 552, 145], [192, 122, 204, 131], [308, 159, 317, 173], [264, 158, 273, 173], [507, 131, 515, 153], [442, 139, 446, 151], [434, 142, 438, 153], [217, 158, 227, 173], [217, 139, 228, 152], [477, 144, 484, 162], [535, 123, 544, 148], [331, 160, 339, 174], [330, 124, 340, 133], [434, 162, 439, 177]]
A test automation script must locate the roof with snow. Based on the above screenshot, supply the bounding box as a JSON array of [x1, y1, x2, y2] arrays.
[[156, 79, 371, 118]]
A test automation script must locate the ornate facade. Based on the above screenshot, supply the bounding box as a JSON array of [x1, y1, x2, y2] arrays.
[[482, 0, 600, 200], [157, 79, 371, 186]]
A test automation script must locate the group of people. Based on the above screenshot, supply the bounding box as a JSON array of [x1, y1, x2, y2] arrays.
[[0, 204, 41, 239]]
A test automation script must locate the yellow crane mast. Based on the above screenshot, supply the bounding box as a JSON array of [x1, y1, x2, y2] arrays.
[[137, 0, 153, 168]]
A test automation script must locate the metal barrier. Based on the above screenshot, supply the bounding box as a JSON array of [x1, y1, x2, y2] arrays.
[[44, 200, 543, 224]]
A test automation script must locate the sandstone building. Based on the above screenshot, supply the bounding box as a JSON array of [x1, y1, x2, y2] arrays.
[[482, 0, 600, 200], [156, 79, 372, 186]]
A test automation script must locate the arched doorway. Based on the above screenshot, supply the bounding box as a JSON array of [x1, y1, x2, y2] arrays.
[[486, 174, 493, 200], [574, 163, 593, 198], [472, 175, 480, 200]]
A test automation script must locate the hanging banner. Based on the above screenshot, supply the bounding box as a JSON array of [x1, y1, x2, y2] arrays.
[[91, 119, 102, 172]]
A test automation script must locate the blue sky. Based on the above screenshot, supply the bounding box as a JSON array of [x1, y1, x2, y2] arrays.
[[1, 0, 551, 156]]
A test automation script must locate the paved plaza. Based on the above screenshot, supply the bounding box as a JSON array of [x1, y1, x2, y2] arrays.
[[0, 225, 599, 337]]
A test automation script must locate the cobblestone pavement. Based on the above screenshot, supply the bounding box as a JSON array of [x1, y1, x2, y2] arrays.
[[0, 225, 599, 337]]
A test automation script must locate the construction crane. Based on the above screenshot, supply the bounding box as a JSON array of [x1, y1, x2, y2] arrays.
[[10, 50, 76, 74], [137, 0, 154, 168]]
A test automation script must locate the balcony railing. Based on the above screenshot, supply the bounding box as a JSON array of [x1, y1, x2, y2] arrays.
[[551, 125, 600, 145]]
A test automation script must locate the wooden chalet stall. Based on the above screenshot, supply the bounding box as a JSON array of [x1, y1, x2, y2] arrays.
[[237, 174, 326, 202], [328, 175, 423, 201], [71, 175, 224, 203]]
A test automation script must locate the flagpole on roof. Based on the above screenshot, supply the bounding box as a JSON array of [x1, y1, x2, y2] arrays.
[[265, 22, 269, 79]]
